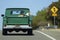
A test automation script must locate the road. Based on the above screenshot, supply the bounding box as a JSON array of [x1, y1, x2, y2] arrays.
[[0, 29, 60, 40], [40, 29, 60, 40]]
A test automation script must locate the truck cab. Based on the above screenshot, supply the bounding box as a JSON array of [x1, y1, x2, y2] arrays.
[[2, 8, 33, 35]]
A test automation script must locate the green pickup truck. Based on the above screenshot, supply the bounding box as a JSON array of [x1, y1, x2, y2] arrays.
[[1, 8, 33, 35]]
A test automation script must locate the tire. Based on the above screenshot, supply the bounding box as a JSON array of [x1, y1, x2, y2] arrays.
[[3, 29, 7, 35], [28, 29, 32, 35]]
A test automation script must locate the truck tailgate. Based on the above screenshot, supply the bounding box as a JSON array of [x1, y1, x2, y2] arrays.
[[7, 17, 29, 24]]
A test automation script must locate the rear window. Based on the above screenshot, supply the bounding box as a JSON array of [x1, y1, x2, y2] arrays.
[[12, 10, 25, 14], [12, 10, 21, 14]]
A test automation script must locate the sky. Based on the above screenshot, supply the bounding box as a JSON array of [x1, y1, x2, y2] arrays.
[[0, 0, 58, 30]]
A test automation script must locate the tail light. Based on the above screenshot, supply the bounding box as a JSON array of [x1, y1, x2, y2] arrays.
[[4, 25, 6, 27]]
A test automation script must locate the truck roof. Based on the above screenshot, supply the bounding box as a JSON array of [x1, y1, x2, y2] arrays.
[[6, 8, 29, 10]]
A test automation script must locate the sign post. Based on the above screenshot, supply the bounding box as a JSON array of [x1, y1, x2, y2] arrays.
[[51, 6, 58, 28], [54, 16, 55, 27]]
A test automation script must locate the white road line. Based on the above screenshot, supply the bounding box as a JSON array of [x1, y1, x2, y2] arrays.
[[36, 30, 56, 40]]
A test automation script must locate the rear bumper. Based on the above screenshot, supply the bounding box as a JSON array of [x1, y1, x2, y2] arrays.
[[3, 25, 32, 29], [3, 27, 32, 29]]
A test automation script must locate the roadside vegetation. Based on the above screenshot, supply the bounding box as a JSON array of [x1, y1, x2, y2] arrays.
[[32, 0, 60, 29]]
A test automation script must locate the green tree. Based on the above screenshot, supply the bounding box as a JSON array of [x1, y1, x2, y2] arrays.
[[32, 8, 48, 29]]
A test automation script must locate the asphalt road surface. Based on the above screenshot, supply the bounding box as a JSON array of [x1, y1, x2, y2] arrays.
[[40, 29, 60, 40], [0, 29, 60, 40]]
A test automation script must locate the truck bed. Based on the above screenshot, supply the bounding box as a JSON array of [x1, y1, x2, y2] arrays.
[[7, 17, 29, 25]]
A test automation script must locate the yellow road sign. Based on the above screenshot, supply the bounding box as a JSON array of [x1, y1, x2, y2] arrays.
[[52, 13, 57, 16], [51, 6, 58, 13]]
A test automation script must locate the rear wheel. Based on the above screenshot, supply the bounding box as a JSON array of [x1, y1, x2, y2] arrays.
[[3, 29, 7, 35], [28, 29, 32, 35]]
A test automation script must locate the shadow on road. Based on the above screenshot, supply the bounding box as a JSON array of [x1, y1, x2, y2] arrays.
[[3, 34, 34, 36]]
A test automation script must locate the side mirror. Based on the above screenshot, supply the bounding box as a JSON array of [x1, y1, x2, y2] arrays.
[[1, 14, 4, 17]]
